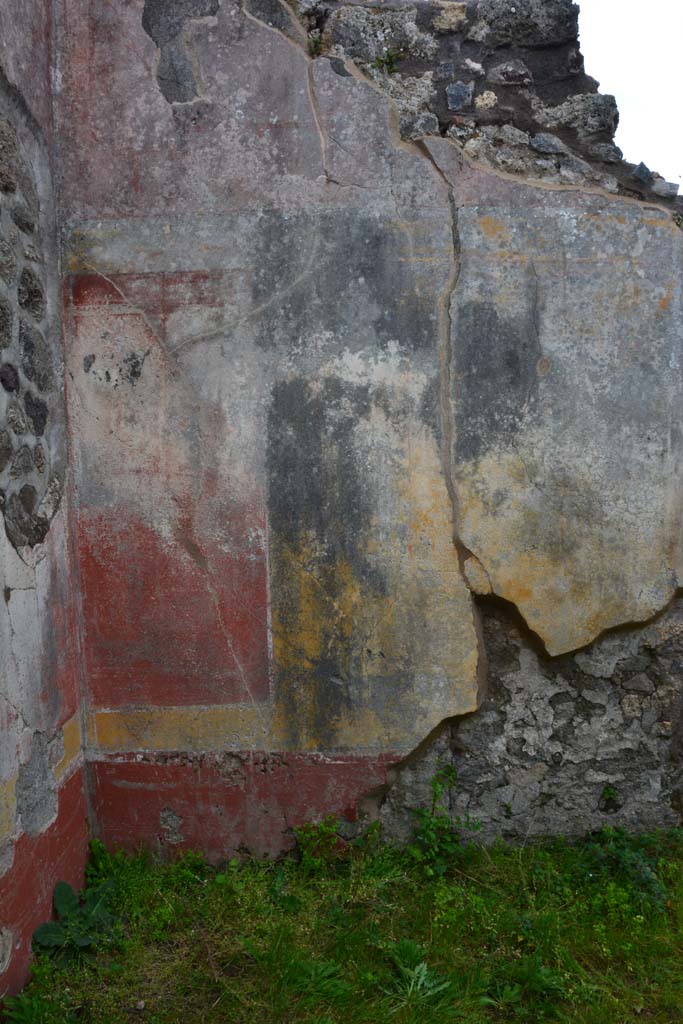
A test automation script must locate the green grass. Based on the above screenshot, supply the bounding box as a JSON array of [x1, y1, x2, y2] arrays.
[[5, 825, 683, 1024]]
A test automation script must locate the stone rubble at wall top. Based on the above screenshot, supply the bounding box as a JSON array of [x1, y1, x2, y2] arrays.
[[295, 0, 681, 207]]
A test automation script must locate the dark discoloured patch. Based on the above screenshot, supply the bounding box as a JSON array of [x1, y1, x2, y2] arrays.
[[0, 239, 17, 284], [0, 362, 19, 393], [121, 350, 148, 386], [0, 429, 12, 472], [142, 0, 219, 103], [142, 0, 220, 48], [83, 353, 95, 373], [15, 734, 57, 836], [268, 376, 372, 559], [329, 57, 351, 78], [0, 299, 12, 348], [11, 202, 35, 234], [244, 0, 294, 37], [0, 118, 19, 193], [453, 293, 541, 462], [250, 210, 436, 354], [23, 391, 48, 436], [268, 377, 394, 749], [418, 372, 441, 438], [20, 320, 53, 391], [156, 40, 199, 104], [17, 267, 45, 321], [4, 485, 49, 546]]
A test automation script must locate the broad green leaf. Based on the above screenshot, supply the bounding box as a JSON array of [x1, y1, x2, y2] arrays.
[[54, 881, 79, 919], [33, 921, 66, 948]]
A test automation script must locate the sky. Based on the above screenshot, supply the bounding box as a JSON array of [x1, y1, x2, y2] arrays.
[[578, 0, 683, 185]]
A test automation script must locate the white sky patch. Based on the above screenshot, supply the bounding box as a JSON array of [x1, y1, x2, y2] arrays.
[[579, 0, 683, 185]]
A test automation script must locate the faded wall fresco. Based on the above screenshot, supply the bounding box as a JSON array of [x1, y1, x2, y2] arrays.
[[1, 0, 682, 998]]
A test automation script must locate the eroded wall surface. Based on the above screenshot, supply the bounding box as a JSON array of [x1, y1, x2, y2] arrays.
[[52, 0, 683, 857], [0, 1, 88, 997]]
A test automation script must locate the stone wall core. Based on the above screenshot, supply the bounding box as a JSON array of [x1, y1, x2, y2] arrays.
[[1, 0, 682, 999]]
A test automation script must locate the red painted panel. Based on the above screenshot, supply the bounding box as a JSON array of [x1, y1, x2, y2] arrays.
[[77, 510, 270, 707], [0, 770, 89, 999], [90, 753, 397, 862], [71, 272, 230, 314]]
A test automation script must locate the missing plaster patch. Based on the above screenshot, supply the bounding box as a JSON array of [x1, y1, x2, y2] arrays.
[[15, 733, 57, 837], [142, 0, 220, 104], [0, 927, 13, 973], [160, 806, 184, 844]]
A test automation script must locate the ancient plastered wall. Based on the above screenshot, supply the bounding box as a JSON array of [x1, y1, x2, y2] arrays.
[[55, 0, 482, 857], [0, 1, 88, 999], [52, 0, 683, 859]]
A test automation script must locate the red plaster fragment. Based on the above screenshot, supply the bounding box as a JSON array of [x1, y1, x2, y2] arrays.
[[0, 771, 89, 999], [90, 753, 398, 862]]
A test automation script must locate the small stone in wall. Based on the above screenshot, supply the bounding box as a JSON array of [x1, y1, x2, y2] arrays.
[[487, 60, 533, 86], [432, 1, 468, 34], [0, 239, 16, 284], [11, 203, 35, 235], [530, 133, 569, 155], [0, 300, 12, 347], [0, 429, 12, 473], [587, 142, 623, 164], [652, 178, 679, 199], [0, 119, 19, 193], [9, 445, 34, 478], [434, 61, 455, 82], [325, 5, 438, 63], [6, 399, 27, 435], [623, 673, 655, 694], [20, 320, 54, 391], [0, 363, 19, 393], [463, 59, 485, 78], [23, 390, 48, 435], [446, 81, 474, 111], [632, 162, 653, 185], [33, 443, 45, 474], [474, 90, 497, 111], [540, 93, 619, 139], [400, 111, 440, 140], [17, 267, 45, 321]]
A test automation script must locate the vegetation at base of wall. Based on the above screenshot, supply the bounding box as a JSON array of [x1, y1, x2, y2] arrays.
[[4, 817, 683, 1023]]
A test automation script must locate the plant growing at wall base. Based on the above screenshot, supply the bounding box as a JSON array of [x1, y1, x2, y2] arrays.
[[407, 763, 480, 877], [32, 879, 118, 966], [294, 815, 346, 875]]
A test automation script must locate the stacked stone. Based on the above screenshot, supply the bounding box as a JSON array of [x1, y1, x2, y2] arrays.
[[0, 116, 57, 548], [301, 0, 681, 207]]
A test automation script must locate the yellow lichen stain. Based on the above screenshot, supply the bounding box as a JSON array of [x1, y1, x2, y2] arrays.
[[0, 776, 17, 842], [657, 284, 674, 314], [53, 713, 82, 781], [478, 216, 510, 244]]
